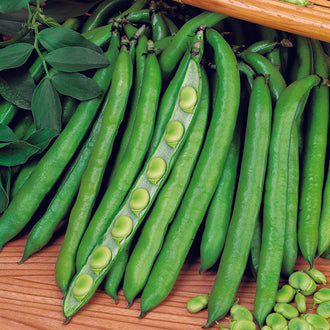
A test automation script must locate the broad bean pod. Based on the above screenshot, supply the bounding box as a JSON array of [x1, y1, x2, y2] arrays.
[[62, 31, 204, 321]]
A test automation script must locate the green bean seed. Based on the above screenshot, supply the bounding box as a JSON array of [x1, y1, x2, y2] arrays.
[[179, 86, 198, 113], [276, 284, 296, 303], [295, 292, 307, 313], [306, 267, 327, 285], [289, 271, 317, 295], [111, 216, 134, 242], [165, 120, 185, 148], [302, 313, 330, 330], [317, 300, 330, 319], [231, 320, 257, 330], [129, 188, 150, 217], [288, 317, 312, 330], [266, 312, 289, 329], [146, 157, 167, 185], [186, 294, 209, 313], [314, 287, 330, 304], [230, 302, 253, 321], [261, 326, 272, 330], [72, 274, 94, 303], [90, 246, 112, 276], [274, 303, 299, 320]]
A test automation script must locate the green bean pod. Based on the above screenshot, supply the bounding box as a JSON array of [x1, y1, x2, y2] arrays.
[[162, 15, 179, 36], [150, 1, 169, 42], [125, 9, 151, 24], [159, 11, 227, 80], [62, 32, 204, 321], [238, 50, 287, 101], [298, 39, 329, 267], [0, 31, 119, 251], [140, 27, 240, 319], [253, 74, 324, 327], [287, 36, 313, 84], [103, 240, 132, 303], [282, 122, 299, 277], [199, 115, 242, 273], [19, 104, 106, 263], [318, 162, 330, 256], [81, 0, 131, 33], [205, 74, 272, 327], [123, 66, 209, 306], [55, 35, 131, 294], [257, 26, 282, 72], [248, 212, 262, 279], [75, 38, 162, 271]]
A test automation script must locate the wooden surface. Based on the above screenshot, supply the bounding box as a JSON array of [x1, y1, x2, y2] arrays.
[[0, 234, 329, 329], [174, 0, 330, 43]]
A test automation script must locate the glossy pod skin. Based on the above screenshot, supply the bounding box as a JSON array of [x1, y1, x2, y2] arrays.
[[253, 74, 324, 327], [61, 32, 204, 321], [158, 11, 227, 80], [55, 36, 132, 294], [19, 105, 106, 263], [140, 27, 240, 319], [0, 34, 117, 251], [75, 38, 162, 271], [123, 66, 209, 306], [205, 74, 272, 327], [298, 38, 329, 266], [199, 112, 242, 273]]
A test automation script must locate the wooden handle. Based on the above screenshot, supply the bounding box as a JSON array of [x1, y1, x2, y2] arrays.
[[173, 0, 330, 42]]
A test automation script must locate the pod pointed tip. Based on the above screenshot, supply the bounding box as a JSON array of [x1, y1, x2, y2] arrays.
[[63, 317, 71, 325], [138, 311, 146, 318]]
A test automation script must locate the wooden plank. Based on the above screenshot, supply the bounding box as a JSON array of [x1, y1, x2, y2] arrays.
[[173, 0, 330, 42], [0, 234, 329, 329]]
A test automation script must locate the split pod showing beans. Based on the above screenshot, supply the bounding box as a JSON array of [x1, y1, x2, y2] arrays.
[[62, 29, 204, 321]]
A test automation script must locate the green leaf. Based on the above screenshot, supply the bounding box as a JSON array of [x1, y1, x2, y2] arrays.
[[0, 123, 17, 142], [0, 166, 10, 213], [52, 72, 102, 101], [41, 0, 101, 22], [0, 66, 36, 109], [38, 27, 102, 53], [45, 46, 109, 72], [25, 127, 58, 152], [0, 43, 34, 71], [0, 140, 39, 166], [0, 0, 30, 13], [31, 77, 62, 132]]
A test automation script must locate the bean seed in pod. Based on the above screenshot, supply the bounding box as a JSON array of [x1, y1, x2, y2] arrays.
[[90, 246, 112, 276], [317, 300, 330, 318], [111, 216, 133, 243], [72, 274, 94, 302], [274, 303, 299, 320], [276, 284, 296, 303], [129, 188, 150, 217], [146, 157, 167, 185], [179, 86, 198, 113], [261, 326, 272, 330], [165, 120, 185, 148]]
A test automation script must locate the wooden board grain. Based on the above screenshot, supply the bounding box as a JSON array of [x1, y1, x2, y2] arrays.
[[0, 234, 329, 330], [173, 0, 330, 43]]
